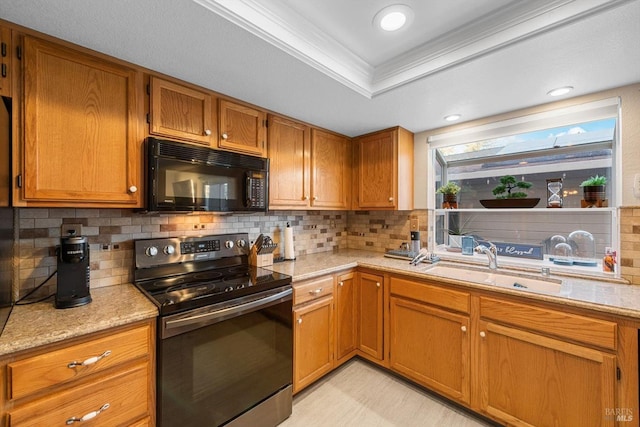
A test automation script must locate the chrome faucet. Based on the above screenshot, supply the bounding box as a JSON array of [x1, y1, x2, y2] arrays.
[[475, 242, 498, 270]]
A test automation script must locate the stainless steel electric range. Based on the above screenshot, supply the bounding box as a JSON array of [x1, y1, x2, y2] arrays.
[[134, 233, 293, 427]]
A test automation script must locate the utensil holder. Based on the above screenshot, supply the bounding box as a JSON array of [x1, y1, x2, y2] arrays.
[[250, 246, 273, 267]]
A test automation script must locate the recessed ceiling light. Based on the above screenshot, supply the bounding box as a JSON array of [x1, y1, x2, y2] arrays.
[[547, 86, 574, 97], [444, 114, 461, 122], [373, 5, 414, 32]]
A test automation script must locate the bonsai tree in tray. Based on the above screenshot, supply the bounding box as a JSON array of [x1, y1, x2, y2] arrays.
[[480, 175, 539, 208], [492, 175, 532, 199]]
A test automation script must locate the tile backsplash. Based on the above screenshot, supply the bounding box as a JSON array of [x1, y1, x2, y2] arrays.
[[15, 206, 640, 299], [16, 208, 427, 299]]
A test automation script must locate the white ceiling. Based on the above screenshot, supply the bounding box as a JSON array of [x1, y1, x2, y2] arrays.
[[1, 0, 639, 137]]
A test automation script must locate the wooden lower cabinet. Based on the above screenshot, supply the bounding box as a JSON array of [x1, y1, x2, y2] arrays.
[[291, 270, 632, 427], [335, 271, 357, 364], [293, 295, 334, 393], [389, 296, 470, 405], [1, 320, 155, 427], [478, 320, 616, 427], [358, 272, 384, 361]]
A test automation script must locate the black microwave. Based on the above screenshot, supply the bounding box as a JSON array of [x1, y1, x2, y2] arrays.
[[145, 138, 269, 212]]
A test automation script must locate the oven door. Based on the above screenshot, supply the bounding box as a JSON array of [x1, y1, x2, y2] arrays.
[[157, 286, 293, 427]]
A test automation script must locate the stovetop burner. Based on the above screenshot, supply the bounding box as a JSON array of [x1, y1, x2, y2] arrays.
[[138, 265, 291, 315], [133, 233, 292, 316]]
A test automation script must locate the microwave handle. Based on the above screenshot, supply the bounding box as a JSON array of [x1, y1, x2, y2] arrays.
[[245, 175, 253, 207]]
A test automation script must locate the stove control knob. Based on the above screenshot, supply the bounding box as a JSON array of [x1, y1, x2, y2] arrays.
[[236, 239, 246, 248], [225, 240, 234, 249], [145, 246, 158, 257], [163, 245, 175, 255], [224, 286, 234, 292]]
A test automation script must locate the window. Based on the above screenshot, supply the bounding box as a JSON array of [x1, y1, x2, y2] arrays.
[[427, 98, 620, 277]]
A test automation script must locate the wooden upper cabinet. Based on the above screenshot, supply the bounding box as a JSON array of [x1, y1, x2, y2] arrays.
[[268, 115, 350, 210], [0, 26, 11, 97], [353, 126, 413, 210], [20, 36, 142, 207], [148, 76, 216, 145], [311, 129, 350, 209], [218, 99, 266, 157], [268, 114, 310, 209]]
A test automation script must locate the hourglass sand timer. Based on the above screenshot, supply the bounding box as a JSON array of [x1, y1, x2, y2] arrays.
[[546, 178, 563, 208]]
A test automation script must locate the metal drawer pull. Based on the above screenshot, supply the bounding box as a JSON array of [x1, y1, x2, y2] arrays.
[[66, 403, 110, 424], [309, 288, 323, 295], [67, 350, 112, 368]]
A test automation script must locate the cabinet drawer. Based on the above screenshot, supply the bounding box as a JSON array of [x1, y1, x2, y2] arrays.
[[480, 297, 616, 350], [8, 323, 151, 400], [294, 276, 334, 305], [7, 361, 149, 427], [390, 277, 470, 314]]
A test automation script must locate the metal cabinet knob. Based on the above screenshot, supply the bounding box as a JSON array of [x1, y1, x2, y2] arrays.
[[461, 326, 467, 332], [221, 133, 228, 140], [313, 196, 318, 201], [204, 129, 212, 136], [129, 185, 137, 193], [480, 331, 486, 338], [303, 196, 309, 200], [297, 318, 302, 324], [376, 282, 381, 288], [338, 281, 344, 287]]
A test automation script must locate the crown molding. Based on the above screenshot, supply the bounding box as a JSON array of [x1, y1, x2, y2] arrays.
[[194, 0, 632, 98]]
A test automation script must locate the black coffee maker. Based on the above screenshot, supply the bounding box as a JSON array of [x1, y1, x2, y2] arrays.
[[56, 232, 92, 309]]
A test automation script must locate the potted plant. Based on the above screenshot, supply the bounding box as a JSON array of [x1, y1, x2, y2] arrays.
[[436, 182, 461, 209], [580, 175, 607, 202], [446, 215, 475, 248], [480, 175, 540, 208]]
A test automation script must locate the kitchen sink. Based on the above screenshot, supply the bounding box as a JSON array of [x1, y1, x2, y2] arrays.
[[425, 264, 562, 294]]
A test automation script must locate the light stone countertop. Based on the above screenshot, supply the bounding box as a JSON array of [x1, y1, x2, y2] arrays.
[[0, 284, 158, 357], [3, 250, 640, 358], [267, 249, 640, 321]]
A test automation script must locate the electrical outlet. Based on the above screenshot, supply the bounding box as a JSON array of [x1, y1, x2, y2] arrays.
[[61, 223, 82, 237], [410, 216, 419, 231]]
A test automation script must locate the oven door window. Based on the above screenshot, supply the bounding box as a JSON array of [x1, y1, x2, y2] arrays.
[[157, 300, 292, 427], [156, 157, 244, 211]]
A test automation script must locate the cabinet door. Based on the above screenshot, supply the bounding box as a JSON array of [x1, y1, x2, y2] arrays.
[[358, 272, 384, 361], [218, 99, 266, 157], [311, 129, 350, 209], [335, 272, 357, 364], [149, 76, 216, 145], [354, 129, 396, 209], [389, 297, 470, 404], [22, 37, 141, 206], [478, 320, 616, 427], [0, 26, 11, 97], [267, 114, 310, 209], [293, 296, 334, 393]]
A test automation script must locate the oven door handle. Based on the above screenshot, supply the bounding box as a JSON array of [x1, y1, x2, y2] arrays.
[[164, 287, 292, 331]]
